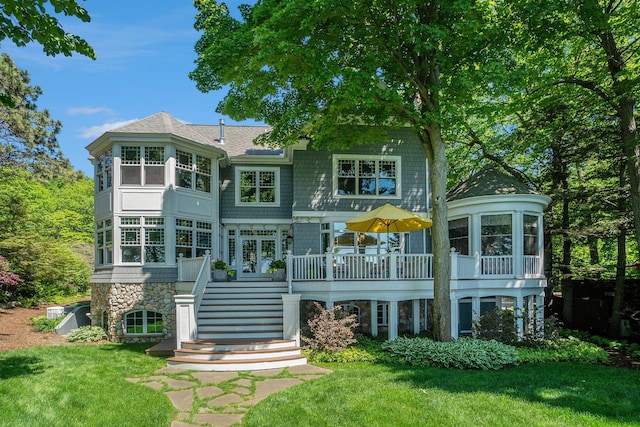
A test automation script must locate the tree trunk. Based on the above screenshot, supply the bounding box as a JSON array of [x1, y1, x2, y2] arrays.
[[610, 162, 627, 338], [421, 123, 452, 342]]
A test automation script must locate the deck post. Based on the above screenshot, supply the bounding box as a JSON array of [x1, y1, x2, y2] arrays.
[[515, 295, 524, 338], [174, 294, 197, 350], [412, 299, 420, 334], [325, 251, 334, 281], [388, 301, 398, 340], [370, 299, 378, 336], [282, 294, 301, 346], [450, 249, 458, 280]]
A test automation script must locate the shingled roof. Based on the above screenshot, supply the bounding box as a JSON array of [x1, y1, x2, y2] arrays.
[[109, 112, 276, 158], [447, 165, 539, 201]]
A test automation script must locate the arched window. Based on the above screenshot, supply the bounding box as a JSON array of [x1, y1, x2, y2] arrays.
[[124, 310, 163, 335]]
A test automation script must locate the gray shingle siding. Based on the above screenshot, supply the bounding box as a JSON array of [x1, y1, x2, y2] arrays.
[[91, 267, 178, 284], [293, 128, 428, 212], [220, 164, 293, 219], [292, 223, 322, 255]]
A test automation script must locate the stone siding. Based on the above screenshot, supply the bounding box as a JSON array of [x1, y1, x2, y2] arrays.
[[91, 282, 176, 343]]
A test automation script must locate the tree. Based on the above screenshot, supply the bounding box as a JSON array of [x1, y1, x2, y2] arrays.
[[191, 0, 518, 341], [0, 53, 77, 180], [0, 0, 95, 59]]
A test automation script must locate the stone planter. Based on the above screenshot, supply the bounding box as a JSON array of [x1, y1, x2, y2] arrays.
[[213, 269, 229, 282], [271, 268, 286, 281]]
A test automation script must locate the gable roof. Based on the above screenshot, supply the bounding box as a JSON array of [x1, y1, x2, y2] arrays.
[[447, 165, 539, 201], [106, 112, 275, 158]]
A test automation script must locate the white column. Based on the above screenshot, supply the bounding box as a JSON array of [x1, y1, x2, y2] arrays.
[[371, 299, 378, 337], [535, 294, 545, 337], [451, 297, 459, 339], [515, 295, 524, 338], [173, 294, 197, 350], [388, 301, 399, 340], [513, 211, 524, 278], [526, 295, 535, 336], [413, 299, 420, 335], [281, 294, 301, 346], [471, 296, 481, 336]]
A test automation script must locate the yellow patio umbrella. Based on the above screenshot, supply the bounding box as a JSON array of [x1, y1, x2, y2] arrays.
[[346, 203, 432, 251]]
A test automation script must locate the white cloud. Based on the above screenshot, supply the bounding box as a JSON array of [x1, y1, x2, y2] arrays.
[[79, 119, 138, 139], [68, 106, 115, 116]]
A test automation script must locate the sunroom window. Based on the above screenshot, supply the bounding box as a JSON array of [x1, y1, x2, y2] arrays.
[[334, 155, 399, 197], [448, 217, 469, 255], [523, 214, 539, 255], [120, 145, 165, 185], [120, 217, 165, 263], [96, 219, 113, 265], [176, 150, 212, 193], [175, 219, 213, 258], [95, 150, 112, 192], [481, 214, 512, 256], [124, 310, 163, 335]]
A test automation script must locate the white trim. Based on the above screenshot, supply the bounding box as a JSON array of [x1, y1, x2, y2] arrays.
[[332, 154, 401, 199]]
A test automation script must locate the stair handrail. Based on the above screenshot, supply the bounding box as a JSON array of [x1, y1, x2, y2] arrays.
[[191, 250, 212, 312]]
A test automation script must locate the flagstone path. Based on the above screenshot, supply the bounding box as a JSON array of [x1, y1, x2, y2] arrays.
[[127, 364, 332, 427]]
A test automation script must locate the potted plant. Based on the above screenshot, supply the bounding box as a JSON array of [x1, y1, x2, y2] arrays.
[[267, 259, 287, 281], [212, 259, 233, 281]]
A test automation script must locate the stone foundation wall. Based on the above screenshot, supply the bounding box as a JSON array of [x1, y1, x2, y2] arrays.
[[91, 282, 176, 343]]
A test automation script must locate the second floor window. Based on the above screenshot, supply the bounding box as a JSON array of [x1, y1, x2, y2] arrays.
[[449, 217, 469, 255], [176, 150, 212, 193], [95, 150, 113, 192], [236, 167, 279, 206], [121, 146, 165, 186], [334, 155, 400, 197]]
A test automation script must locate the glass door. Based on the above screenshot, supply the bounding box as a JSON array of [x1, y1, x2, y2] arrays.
[[240, 237, 277, 278]]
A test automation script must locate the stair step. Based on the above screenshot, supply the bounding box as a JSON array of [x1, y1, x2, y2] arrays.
[[197, 317, 283, 326], [198, 310, 283, 319], [197, 331, 282, 340], [199, 298, 283, 306], [166, 354, 307, 372], [203, 292, 285, 299], [173, 346, 301, 361], [198, 324, 282, 333]]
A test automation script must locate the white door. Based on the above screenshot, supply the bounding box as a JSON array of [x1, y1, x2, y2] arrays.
[[240, 237, 276, 278]]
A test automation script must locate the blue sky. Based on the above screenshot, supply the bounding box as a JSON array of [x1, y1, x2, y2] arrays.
[[2, 0, 255, 176]]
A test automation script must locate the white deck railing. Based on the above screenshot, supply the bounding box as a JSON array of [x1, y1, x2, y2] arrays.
[[289, 252, 540, 281]]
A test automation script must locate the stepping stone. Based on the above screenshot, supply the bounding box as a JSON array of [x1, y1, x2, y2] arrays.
[[165, 389, 194, 411], [192, 371, 238, 384], [254, 378, 302, 398], [231, 386, 251, 395], [233, 378, 252, 387], [157, 367, 186, 374], [252, 368, 283, 377], [125, 377, 140, 383], [165, 378, 197, 389], [193, 413, 244, 427], [196, 385, 223, 399], [171, 422, 200, 427], [208, 393, 244, 407]]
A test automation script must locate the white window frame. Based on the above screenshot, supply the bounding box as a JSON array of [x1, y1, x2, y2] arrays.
[[332, 154, 401, 198], [120, 145, 165, 186], [120, 216, 165, 264], [124, 310, 163, 335], [377, 303, 389, 326], [235, 166, 280, 206], [175, 150, 212, 193], [95, 150, 112, 192], [96, 219, 113, 265]]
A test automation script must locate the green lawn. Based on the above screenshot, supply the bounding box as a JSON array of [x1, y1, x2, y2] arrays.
[[0, 344, 173, 427], [1, 344, 639, 427], [244, 362, 640, 427]]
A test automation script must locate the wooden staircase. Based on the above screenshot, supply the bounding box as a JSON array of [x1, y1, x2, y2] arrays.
[[167, 281, 306, 371]]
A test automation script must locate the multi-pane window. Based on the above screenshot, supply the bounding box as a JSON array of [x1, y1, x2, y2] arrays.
[[120, 217, 165, 263], [236, 167, 279, 205], [377, 303, 389, 326], [95, 150, 113, 192], [523, 214, 539, 256], [449, 217, 469, 255], [124, 310, 163, 335], [96, 219, 113, 265], [176, 151, 212, 193], [335, 155, 399, 197], [481, 214, 512, 255], [175, 219, 213, 258], [120, 145, 165, 185]]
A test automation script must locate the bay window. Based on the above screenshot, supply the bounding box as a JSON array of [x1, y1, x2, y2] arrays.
[[120, 145, 165, 185]]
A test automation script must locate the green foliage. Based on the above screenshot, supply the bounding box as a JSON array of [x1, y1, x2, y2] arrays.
[[382, 337, 520, 370], [473, 308, 518, 344], [302, 302, 358, 352], [0, 0, 95, 59], [306, 334, 393, 364], [31, 315, 64, 333], [66, 326, 107, 343], [516, 337, 609, 365]]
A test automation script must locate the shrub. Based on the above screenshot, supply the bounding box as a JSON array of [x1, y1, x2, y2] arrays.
[[302, 302, 358, 352], [66, 326, 107, 343], [31, 315, 64, 333], [516, 337, 609, 364], [473, 308, 518, 344], [305, 334, 394, 363], [382, 337, 519, 370]]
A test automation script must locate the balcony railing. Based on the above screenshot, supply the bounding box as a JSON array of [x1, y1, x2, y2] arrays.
[[289, 251, 542, 282]]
